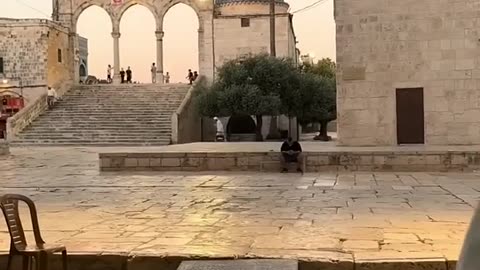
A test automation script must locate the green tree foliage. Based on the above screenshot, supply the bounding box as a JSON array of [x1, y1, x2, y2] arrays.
[[196, 54, 336, 141], [299, 58, 337, 141], [196, 54, 290, 140], [302, 57, 336, 79]]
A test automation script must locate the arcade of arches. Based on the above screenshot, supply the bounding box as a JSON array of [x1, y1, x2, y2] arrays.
[[54, 0, 214, 84]]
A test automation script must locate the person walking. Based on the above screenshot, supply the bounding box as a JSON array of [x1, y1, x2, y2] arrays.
[[165, 72, 170, 84], [126, 67, 132, 83], [193, 71, 199, 82], [47, 86, 57, 109], [150, 63, 157, 83], [186, 69, 194, 85], [107, 65, 113, 83], [120, 68, 125, 84]]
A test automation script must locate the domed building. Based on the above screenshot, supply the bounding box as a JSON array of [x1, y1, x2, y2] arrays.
[[213, 0, 298, 67]]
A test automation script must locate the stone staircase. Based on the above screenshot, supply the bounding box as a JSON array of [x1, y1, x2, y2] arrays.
[[12, 84, 191, 146]]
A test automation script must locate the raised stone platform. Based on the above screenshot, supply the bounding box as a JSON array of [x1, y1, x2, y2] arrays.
[[0, 141, 9, 155], [99, 142, 480, 172]]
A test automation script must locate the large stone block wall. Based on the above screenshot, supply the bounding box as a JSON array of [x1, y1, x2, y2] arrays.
[[47, 25, 74, 89], [0, 19, 49, 86], [214, 15, 292, 67], [336, 0, 480, 146], [214, 2, 295, 68], [99, 150, 480, 172]]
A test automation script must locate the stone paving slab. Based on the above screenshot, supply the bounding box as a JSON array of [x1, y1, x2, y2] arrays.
[[0, 147, 478, 269], [177, 259, 297, 270]]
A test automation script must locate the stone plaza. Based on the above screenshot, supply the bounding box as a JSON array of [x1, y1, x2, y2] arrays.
[[0, 146, 477, 269]]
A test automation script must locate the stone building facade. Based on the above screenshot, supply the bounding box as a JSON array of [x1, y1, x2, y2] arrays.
[[0, 18, 74, 104], [214, 0, 297, 67], [336, 0, 480, 146]]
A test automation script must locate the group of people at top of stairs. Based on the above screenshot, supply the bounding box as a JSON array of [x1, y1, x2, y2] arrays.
[[186, 69, 199, 85], [104, 64, 198, 85]]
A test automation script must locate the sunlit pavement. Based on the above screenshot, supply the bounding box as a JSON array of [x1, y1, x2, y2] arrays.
[[0, 146, 476, 269]]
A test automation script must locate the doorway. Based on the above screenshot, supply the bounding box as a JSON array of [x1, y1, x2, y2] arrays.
[[396, 88, 425, 144]]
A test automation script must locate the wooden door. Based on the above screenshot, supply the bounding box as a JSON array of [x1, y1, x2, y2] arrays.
[[396, 88, 425, 144]]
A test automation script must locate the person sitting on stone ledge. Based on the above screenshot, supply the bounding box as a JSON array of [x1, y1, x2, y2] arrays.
[[280, 137, 304, 173]]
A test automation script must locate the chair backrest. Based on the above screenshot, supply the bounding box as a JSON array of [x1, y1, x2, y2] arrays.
[[0, 194, 45, 249]]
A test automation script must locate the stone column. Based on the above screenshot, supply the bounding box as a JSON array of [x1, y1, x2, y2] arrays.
[[112, 31, 121, 84], [155, 30, 164, 84]]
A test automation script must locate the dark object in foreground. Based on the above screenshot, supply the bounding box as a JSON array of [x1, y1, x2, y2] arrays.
[[457, 202, 480, 270], [0, 194, 67, 270], [178, 259, 298, 270]]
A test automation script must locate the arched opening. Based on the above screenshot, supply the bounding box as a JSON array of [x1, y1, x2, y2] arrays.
[[79, 64, 87, 77], [119, 5, 156, 83], [163, 4, 199, 83], [227, 115, 257, 142], [76, 6, 112, 82]]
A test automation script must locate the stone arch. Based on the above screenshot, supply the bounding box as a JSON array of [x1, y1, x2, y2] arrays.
[[72, 2, 115, 32], [116, 2, 160, 29], [159, 0, 202, 31]]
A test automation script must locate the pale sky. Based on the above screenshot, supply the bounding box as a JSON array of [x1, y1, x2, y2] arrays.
[[2, 0, 335, 83]]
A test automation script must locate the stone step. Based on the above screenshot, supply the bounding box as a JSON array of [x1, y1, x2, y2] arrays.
[[17, 135, 171, 140], [23, 126, 171, 130], [16, 83, 189, 146], [10, 141, 171, 146]]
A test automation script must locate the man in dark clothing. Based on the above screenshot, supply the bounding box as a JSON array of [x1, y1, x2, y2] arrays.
[[280, 137, 303, 173], [120, 68, 125, 83], [193, 71, 199, 81], [187, 69, 194, 85], [126, 66, 132, 83]]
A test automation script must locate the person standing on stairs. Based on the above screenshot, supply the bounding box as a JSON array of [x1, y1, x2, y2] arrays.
[[126, 67, 133, 83], [151, 63, 157, 83], [120, 68, 126, 84], [186, 69, 194, 85], [165, 72, 170, 84], [107, 65, 113, 83]]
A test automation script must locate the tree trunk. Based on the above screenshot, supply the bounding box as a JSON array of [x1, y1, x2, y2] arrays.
[[255, 115, 264, 141], [314, 120, 331, 141], [319, 120, 328, 137], [266, 116, 281, 140]]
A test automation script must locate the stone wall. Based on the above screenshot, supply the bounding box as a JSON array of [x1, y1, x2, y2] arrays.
[[99, 149, 480, 172], [0, 19, 49, 86], [336, 0, 480, 146], [171, 85, 202, 144], [214, 2, 296, 67], [47, 25, 74, 90]]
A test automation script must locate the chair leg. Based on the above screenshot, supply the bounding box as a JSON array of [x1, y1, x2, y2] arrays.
[[22, 255, 29, 270], [62, 250, 68, 270], [6, 253, 13, 270], [37, 252, 47, 270]]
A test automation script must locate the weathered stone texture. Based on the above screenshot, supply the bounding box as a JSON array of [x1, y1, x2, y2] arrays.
[[214, 3, 296, 66], [0, 141, 9, 155], [0, 19, 49, 86], [99, 150, 480, 172], [336, 0, 480, 146]]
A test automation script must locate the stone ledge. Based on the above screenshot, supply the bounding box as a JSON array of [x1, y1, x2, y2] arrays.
[[99, 150, 480, 172], [0, 252, 456, 270]]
